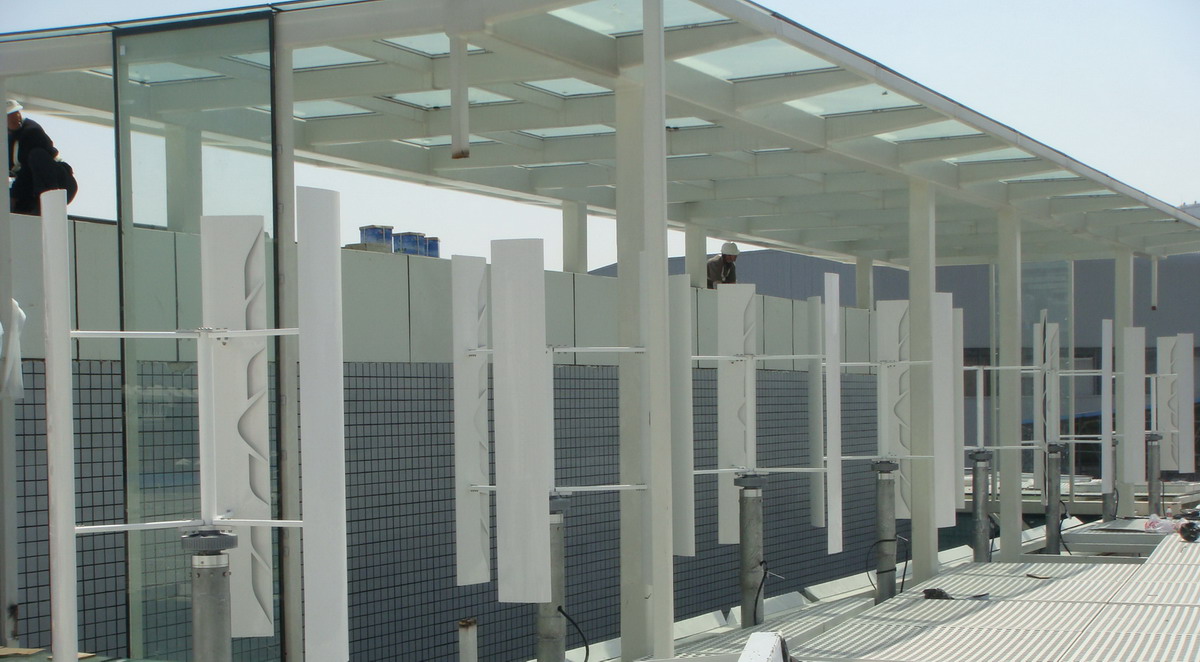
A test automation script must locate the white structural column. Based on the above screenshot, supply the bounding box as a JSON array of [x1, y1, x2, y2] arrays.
[[855, 256, 874, 309], [164, 125, 202, 234], [669, 275, 696, 556], [0, 70, 18, 647], [1113, 250, 1135, 516], [449, 34, 470, 159], [996, 209, 1023, 560], [685, 226, 707, 289], [562, 200, 588, 274], [40, 190, 79, 662], [906, 179, 938, 581], [270, 37, 306, 662], [296, 187, 349, 661], [615, 75, 648, 661], [638, 0, 675, 654]]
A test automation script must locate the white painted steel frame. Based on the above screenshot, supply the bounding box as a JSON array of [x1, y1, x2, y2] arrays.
[[669, 275, 696, 556], [452, 255, 492, 585], [296, 187, 350, 661], [1120, 327, 1147, 485], [806, 296, 825, 528], [200, 216, 274, 637], [823, 273, 843, 555], [40, 191, 79, 662], [874, 299, 912, 520], [1156, 334, 1195, 473], [491, 238, 554, 603], [0, 109, 18, 646], [717, 283, 757, 545], [1101, 320, 1115, 494], [931, 292, 958, 529], [907, 179, 937, 580], [996, 208, 1023, 561]]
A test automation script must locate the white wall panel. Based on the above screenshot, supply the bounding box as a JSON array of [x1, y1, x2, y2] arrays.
[[9, 215, 43, 360], [801, 297, 824, 527], [874, 300, 911, 520], [823, 274, 843, 554], [199, 216, 272, 637], [175, 232, 201, 362], [408, 255, 453, 363], [669, 275, 696, 556], [1157, 334, 1195, 473], [843, 307, 871, 375], [931, 293, 956, 529], [953, 308, 965, 511], [761, 296, 792, 371], [72, 221, 119, 360], [126, 228, 179, 361], [1101, 320, 1114, 493], [491, 239, 553, 603], [1177, 333, 1195, 474], [717, 284, 756, 545], [452, 255, 491, 585], [341, 251, 409, 362], [572, 273, 618, 366], [695, 287, 718, 369], [545, 271, 575, 365], [1119, 327, 1147, 484]]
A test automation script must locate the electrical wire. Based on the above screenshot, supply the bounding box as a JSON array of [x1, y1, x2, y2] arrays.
[[558, 605, 588, 662], [1059, 499, 1073, 555], [753, 560, 768, 624]]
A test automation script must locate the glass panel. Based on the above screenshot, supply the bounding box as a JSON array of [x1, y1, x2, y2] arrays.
[[292, 100, 373, 118], [114, 15, 280, 660], [399, 134, 495, 147], [381, 33, 484, 56], [388, 88, 513, 109], [666, 116, 716, 129], [785, 83, 917, 116], [677, 38, 834, 80], [521, 123, 615, 139], [876, 119, 982, 143], [946, 147, 1032, 163], [523, 77, 612, 97], [1002, 171, 1077, 183], [232, 45, 375, 69], [551, 0, 729, 35]]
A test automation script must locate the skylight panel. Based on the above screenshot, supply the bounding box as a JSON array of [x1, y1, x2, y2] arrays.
[[292, 100, 373, 119], [946, 147, 1032, 164], [1002, 171, 1078, 183], [523, 78, 612, 97], [400, 134, 494, 148], [876, 119, 982, 143], [95, 63, 223, 84], [388, 88, 513, 109], [231, 46, 375, 70], [522, 124, 616, 139], [550, 0, 728, 35], [785, 84, 917, 116], [381, 34, 484, 56], [666, 117, 716, 129], [677, 39, 834, 81]]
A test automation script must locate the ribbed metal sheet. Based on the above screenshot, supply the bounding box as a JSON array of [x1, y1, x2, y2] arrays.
[[1145, 538, 1200, 564], [791, 623, 927, 660], [1087, 604, 1200, 635], [1060, 631, 1200, 662], [1110, 580, 1200, 606], [672, 598, 872, 657], [874, 627, 1074, 662], [1124, 562, 1200, 583]]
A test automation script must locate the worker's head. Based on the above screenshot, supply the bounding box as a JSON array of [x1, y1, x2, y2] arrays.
[[6, 100, 22, 131], [721, 241, 739, 262]]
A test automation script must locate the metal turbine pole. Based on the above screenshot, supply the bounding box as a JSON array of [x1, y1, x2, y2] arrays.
[[873, 461, 899, 604], [182, 529, 238, 662], [1045, 444, 1066, 555], [736, 473, 766, 627], [1102, 437, 1118, 521], [536, 496, 568, 661], [1147, 433, 1163, 516], [969, 450, 993, 563]]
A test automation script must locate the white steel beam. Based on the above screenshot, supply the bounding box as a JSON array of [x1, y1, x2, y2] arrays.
[[907, 179, 937, 580], [1119, 327, 1146, 486], [1101, 320, 1114, 494], [1113, 251, 1134, 516], [296, 187, 350, 661], [823, 273, 843, 554], [0, 71, 18, 649], [452, 256, 491, 585], [805, 296, 825, 527], [669, 275, 696, 556], [996, 208, 1023, 561]]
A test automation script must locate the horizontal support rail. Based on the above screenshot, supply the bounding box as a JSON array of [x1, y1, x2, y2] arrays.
[[71, 328, 299, 340]]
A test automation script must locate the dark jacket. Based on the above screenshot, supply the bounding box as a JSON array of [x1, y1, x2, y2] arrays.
[[9, 118, 76, 214], [706, 254, 736, 289]]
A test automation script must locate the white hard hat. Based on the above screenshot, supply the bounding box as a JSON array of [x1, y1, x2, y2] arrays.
[[6, 100, 22, 115], [721, 242, 740, 256]]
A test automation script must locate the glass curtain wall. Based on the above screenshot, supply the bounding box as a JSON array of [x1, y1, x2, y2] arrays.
[[112, 14, 280, 660]]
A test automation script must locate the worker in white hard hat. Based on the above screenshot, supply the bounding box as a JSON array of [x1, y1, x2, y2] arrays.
[[8, 99, 78, 215], [706, 241, 739, 289]]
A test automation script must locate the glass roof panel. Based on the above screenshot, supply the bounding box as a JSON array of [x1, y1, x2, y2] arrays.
[[677, 39, 834, 80], [946, 147, 1033, 163], [381, 33, 483, 56], [94, 63, 223, 85], [666, 117, 716, 129], [292, 100, 373, 119], [522, 124, 616, 139], [1003, 171, 1078, 183], [388, 88, 513, 109], [521, 161, 590, 169], [876, 119, 982, 143], [232, 46, 375, 70], [785, 84, 916, 116], [524, 78, 612, 97], [550, 0, 728, 35], [400, 134, 494, 147]]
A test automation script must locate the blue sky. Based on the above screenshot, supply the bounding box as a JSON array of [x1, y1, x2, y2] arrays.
[[8, 0, 1198, 268]]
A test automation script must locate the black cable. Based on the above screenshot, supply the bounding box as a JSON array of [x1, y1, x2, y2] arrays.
[[753, 560, 768, 624], [897, 535, 910, 593], [1059, 499, 1073, 556], [558, 605, 588, 662]]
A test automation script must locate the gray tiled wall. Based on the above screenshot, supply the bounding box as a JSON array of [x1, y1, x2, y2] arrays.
[[15, 360, 893, 661]]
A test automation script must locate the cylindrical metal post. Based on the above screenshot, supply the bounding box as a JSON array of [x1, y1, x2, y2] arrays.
[[1045, 444, 1065, 555], [969, 450, 993, 562], [735, 473, 766, 627], [458, 618, 478, 662], [182, 530, 237, 662], [536, 498, 567, 661], [1147, 434, 1163, 516], [873, 461, 899, 604], [1102, 438, 1118, 521]]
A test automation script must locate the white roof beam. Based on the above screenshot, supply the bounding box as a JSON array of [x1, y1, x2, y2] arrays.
[[897, 134, 1007, 164], [734, 69, 865, 110], [1006, 178, 1106, 201], [956, 158, 1062, 186], [617, 21, 763, 67], [826, 106, 944, 142], [479, 13, 619, 79]]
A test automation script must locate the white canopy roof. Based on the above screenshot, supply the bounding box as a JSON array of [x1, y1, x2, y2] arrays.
[[3, 0, 1196, 265]]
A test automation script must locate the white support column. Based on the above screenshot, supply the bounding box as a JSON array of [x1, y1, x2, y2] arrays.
[[855, 256, 874, 309], [907, 179, 938, 581], [1113, 250, 1135, 516], [669, 275, 695, 556], [270, 37, 305, 662], [0, 70, 19, 647], [41, 190, 79, 662], [296, 187, 349, 662], [996, 209, 1023, 560], [562, 200, 588, 274], [615, 75, 648, 662], [165, 125, 203, 235], [805, 296, 825, 527], [685, 226, 707, 289], [449, 34, 470, 159], [639, 0, 675, 654]]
